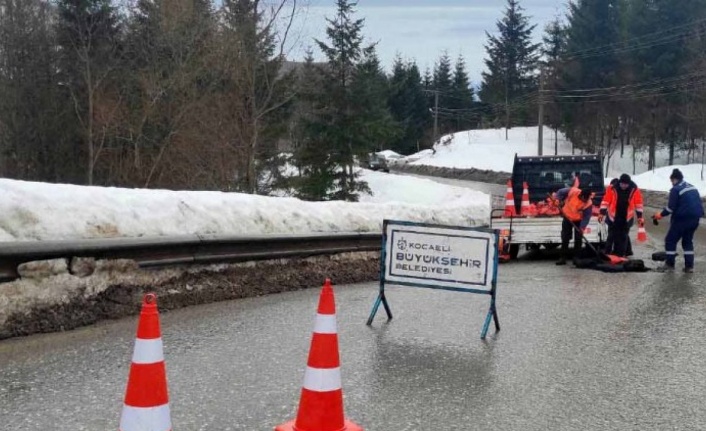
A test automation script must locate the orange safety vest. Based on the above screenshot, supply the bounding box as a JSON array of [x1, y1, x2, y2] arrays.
[[562, 188, 593, 222], [600, 184, 644, 221]]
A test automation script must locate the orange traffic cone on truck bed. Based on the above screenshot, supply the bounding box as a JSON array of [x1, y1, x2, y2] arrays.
[[504, 180, 516, 217], [119, 293, 172, 431], [275, 279, 363, 431], [521, 182, 531, 216]]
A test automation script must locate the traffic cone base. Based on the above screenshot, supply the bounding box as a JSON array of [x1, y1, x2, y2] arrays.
[[275, 419, 364, 431], [274, 279, 363, 431], [637, 226, 648, 242]]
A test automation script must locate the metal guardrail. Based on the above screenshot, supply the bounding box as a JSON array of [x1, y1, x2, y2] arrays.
[[0, 233, 382, 282]]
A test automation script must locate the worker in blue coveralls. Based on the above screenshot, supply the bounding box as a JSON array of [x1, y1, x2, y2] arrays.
[[652, 168, 704, 273]]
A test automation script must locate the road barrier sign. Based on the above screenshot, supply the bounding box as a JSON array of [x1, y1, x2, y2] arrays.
[[366, 220, 500, 339]]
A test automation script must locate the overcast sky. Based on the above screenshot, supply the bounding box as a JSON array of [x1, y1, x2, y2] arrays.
[[285, 0, 567, 84]]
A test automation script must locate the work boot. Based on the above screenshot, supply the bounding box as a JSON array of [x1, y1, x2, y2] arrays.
[[684, 267, 695, 274], [556, 258, 567, 266], [655, 264, 675, 273]]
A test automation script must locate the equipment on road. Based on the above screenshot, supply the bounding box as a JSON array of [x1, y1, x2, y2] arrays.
[[119, 294, 172, 431], [565, 218, 649, 273], [367, 220, 500, 340], [276, 279, 363, 431], [491, 155, 607, 260]]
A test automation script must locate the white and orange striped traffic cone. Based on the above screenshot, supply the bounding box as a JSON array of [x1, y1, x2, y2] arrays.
[[275, 279, 363, 431], [503, 179, 516, 217], [520, 182, 531, 216], [637, 220, 648, 242], [119, 293, 172, 431]]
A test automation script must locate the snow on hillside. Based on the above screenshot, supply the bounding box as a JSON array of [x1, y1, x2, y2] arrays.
[[0, 173, 489, 242], [403, 127, 574, 172], [604, 149, 692, 179], [400, 126, 701, 180], [377, 150, 403, 160], [632, 164, 706, 194]]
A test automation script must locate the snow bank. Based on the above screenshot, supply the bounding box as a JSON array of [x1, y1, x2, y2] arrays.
[[377, 150, 403, 159], [403, 127, 574, 172], [632, 164, 706, 194], [0, 174, 490, 242]]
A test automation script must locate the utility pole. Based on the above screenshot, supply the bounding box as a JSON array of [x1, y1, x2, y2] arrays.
[[537, 66, 544, 156], [433, 90, 439, 145], [505, 75, 509, 141]]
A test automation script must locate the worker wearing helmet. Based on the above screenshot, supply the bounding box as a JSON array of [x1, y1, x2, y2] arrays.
[[555, 186, 594, 266], [653, 169, 704, 273], [599, 174, 644, 257]]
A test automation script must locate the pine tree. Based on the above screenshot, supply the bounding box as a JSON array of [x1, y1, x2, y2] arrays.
[[562, 0, 621, 158], [388, 58, 430, 154], [351, 48, 398, 158], [541, 17, 566, 154], [407, 63, 432, 151], [450, 55, 476, 131], [296, 0, 380, 201], [479, 0, 539, 134], [423, 67, 433, 89], [292, 50, 337, 200], [431, 52, 454, 136]]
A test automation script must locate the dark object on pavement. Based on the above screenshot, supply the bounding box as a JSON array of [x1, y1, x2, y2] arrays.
[[652, 251, 679, 261]]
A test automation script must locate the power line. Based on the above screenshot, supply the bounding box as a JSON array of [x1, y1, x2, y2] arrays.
[[561, 17, 706, 60]]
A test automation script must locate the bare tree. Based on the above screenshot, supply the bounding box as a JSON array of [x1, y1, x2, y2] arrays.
[[220, 0, 298, 193]]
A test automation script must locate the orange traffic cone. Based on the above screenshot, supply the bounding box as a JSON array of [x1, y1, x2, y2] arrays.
[[637, 221, 648, 243], [521, 182, 531, 216], [119, 293, 172, 431], [504, 179, 516, 217], [275, 280, 362, 431]]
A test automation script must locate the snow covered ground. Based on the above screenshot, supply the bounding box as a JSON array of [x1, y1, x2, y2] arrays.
[[0, 172, 490, 242], [401, 127, 574, 172], [604, 148, 692, 179], [396, 126, 703, 189], [632, 164, 706, 194]]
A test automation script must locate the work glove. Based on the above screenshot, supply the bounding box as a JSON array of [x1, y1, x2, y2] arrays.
[[638, 218, 645, 228], [652, 213, 662, 226], [597, 214, 604, 224]]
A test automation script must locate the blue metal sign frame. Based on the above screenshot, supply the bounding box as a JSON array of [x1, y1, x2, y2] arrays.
[[366, 220, 500, 340]]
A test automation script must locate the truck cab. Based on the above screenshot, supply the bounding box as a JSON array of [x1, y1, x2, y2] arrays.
[[511, 154, 605, 211], [491, 154, 607, 260]]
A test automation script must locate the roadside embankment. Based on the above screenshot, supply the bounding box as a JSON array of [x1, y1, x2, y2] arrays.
[[0, 252, 379, 340]]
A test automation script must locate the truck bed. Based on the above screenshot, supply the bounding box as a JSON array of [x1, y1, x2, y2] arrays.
[[491, 215, 607, 245]]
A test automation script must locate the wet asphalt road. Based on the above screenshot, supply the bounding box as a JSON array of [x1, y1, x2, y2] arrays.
[[2, 173, 706, 430], [2, 223, 706, 430]]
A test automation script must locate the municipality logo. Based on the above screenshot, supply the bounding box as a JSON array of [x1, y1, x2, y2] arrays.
[[397, 239, 407, 251]]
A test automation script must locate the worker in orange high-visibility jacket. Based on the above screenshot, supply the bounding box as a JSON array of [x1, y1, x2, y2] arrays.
[[598, 174, 644, 257], [599, 179, 632, 256], [555, 186, 594, 266]]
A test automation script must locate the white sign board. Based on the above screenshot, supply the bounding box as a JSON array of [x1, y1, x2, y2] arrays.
[[384, 221, 497, 292]]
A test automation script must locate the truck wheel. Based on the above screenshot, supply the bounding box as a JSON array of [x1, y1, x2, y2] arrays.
[[544, 244, 559, 250], [509, 244, 520, 260], [528, 244, 541, 252]]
